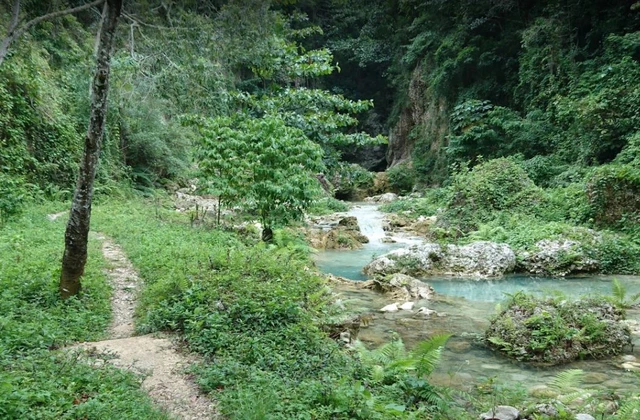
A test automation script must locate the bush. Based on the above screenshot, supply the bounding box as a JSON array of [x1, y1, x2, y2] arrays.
[[586, 164, 640, 228], [386, 163, 416, 194], [330, 162, 374, 200], [445, 158, 542, 231], [486, 293, 631, 364]]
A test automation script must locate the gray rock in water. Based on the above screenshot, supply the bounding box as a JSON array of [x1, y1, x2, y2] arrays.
[[364, 192, 398, 203], [479, 405, 519, 420], [575, 414, 596, 420], [518, 239, 599, 276], [363, 241, 515, 278]]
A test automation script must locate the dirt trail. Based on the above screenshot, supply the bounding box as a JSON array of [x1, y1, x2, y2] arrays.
[[47, 215, 219, 419]]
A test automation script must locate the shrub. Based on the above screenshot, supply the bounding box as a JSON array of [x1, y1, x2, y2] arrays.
[[445, 158, 542, 231], [586, 164, 640, 228], [330, 162, 374, 200], [386, 163, 417, 194], [486, 293, 631, 364]]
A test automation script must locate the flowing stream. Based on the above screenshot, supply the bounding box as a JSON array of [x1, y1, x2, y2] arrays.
[[315, 204, 640, 393]]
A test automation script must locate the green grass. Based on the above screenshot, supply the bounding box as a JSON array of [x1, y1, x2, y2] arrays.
[[0, 205, 167, 419]]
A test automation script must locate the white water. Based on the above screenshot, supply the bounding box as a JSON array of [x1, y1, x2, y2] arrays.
[[347, 205, 387, 243]]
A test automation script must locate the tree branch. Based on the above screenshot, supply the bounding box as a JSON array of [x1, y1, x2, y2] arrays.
[[1, 0, 105, 66]]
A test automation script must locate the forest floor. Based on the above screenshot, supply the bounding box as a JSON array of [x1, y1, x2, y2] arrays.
[[55, 213, 219, 420]]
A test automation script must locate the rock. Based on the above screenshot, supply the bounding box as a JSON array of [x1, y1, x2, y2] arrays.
[[364, 192, 398, 203], [372, 172, 390, 194], [380, 303, 399, 312], [621, 355, 637, 362], [575, 414, 596, 420], [582, 372, 609, 384], [339, 331, 351, 344], [533, 403, 558, 417], [399, 301, 414, 310], [338, 216, 360, 230], [380, 237, 397, 243], [518, 239, 599, 276], [416, 307, 436, 316], [479, 405, 519, 420], [447, 340, 471, 353], [360, 273, 435, 301], [310, 215, 369, 250], [528, 385, 556, 399], [621, 362, 640, 371], [363, 241, 515, 278], [407, 215, 438, 235]]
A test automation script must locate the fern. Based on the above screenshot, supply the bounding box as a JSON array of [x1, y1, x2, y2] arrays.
[[616, 398, 640, 420], [611, 278, 640, 309], [411, 334, 451, 377], [548, 369, 584, 392]]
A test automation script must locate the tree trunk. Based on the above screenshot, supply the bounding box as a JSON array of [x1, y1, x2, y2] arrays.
[[60, 0, 122, 299]]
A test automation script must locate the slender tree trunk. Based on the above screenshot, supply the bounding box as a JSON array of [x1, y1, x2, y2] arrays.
[[60, 0, 122, 299]]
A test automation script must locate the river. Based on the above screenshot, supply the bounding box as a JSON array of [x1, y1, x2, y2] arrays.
[[314, 203, 640, 393]]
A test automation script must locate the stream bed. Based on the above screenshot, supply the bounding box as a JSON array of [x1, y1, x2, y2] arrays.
[[314, 204, 640, 393]]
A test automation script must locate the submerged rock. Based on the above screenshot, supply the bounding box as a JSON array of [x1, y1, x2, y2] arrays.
[[518, 239, 599, 276], [363, 241, 515, 278]]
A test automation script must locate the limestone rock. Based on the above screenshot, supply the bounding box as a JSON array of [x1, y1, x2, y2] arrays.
[[416, 307, 437, 316], [363, 241, 515, 278], [399, 301, 414, 311], [380, 303, 399, 312], [479, 405, 519, 420], [308, 216, 369, 250], [518, 239, 599, 276], [575, 414, 596, 420], [364, 192, 398, 203]]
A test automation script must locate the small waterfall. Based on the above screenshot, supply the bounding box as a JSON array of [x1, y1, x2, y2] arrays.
[[348, 204, 387, 244]]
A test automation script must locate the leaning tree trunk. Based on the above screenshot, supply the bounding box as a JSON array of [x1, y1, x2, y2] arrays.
[[60, 0, 122, 299]]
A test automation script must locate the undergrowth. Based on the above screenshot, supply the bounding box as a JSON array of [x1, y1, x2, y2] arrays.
[[0, 206, 165, 419]]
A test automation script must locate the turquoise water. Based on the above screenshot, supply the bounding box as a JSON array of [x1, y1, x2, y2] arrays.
[[429, 274, 640, 302]]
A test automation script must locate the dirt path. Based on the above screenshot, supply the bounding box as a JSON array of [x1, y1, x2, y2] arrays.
[[50, 220, 219, 419]]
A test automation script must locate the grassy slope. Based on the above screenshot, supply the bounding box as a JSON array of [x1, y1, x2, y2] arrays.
[[0, 205, 167, 419]]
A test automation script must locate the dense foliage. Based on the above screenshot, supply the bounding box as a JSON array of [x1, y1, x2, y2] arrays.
[[486, 292, 631, 364]]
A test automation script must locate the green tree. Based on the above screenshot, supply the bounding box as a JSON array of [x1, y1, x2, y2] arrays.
[[195, 114, 324, 241]]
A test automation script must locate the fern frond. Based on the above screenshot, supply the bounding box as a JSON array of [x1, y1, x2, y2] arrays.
[[616, 398, 640, 420], [411, 334, 451, 377], [612, 278, 626, 302], [548, 369, 584, 392]]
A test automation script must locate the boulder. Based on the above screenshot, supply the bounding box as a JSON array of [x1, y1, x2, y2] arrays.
[[387, 273, 434, 300], [479, 405, 519, 420], [363, 241, 516, 278], [364, 192, 398, 203], [308, 216, 369, 250], [518, 239, 599, 276], [575, 415, 596, 420]]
